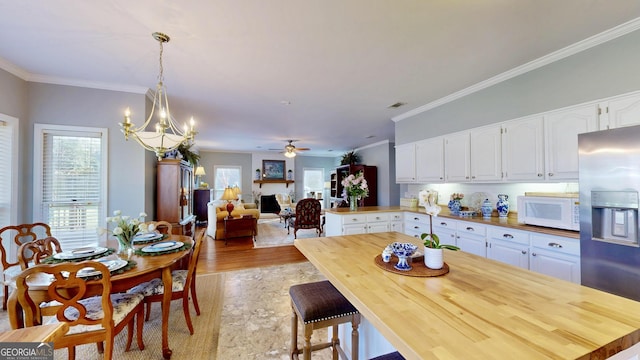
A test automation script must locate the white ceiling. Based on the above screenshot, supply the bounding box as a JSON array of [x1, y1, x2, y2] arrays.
[[1, 1, 640, 157]]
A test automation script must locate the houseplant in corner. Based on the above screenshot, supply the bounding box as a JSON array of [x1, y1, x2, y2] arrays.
[[420, 190, 459, 269]]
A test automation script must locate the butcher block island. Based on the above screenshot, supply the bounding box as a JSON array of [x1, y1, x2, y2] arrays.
[[294, 232, 640, 360]]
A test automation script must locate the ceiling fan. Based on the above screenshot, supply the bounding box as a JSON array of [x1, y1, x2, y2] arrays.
[[269, 140, 310, 158]]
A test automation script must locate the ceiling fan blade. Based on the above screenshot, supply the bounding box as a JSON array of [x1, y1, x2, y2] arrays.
[[296, 147, 311, 151], [267, 148, 282, 151]]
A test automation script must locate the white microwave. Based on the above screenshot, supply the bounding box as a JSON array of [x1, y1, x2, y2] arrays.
[[517, 194, 580, 231]]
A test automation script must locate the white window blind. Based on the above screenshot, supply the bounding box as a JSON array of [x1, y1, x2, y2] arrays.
[[213, 166, 241, 200], [0, 118, 13, 229], [35, 125, 107, 249]]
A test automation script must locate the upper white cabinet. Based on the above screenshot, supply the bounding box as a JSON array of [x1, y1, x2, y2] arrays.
[[444, 131, 471, 182], [600, 92, 640, 130], [502, 116, 544, 181], [416, 137, 445, 182], [544, 103, 599, 180], [469, 125, 502, 182], [395, 143, 416, 183]]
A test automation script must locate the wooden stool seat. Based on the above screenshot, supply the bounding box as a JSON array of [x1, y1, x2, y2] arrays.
[[369, 352, 405, 360], [290, 280, 360, 360]]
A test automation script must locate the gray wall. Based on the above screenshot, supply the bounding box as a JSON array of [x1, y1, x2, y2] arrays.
[[0, 72, 154, 223], [357, 141, 400, 206], [395, 28, 640, 144], [197, 151, 252, 199]]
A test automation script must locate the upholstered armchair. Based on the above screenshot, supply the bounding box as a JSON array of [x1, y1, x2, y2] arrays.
[[288, 198, 322, 239], [275, 193, 294, 211]]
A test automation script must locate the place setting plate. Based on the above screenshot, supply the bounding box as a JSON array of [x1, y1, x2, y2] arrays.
[[53, 246, 109, 260], [132, 232, 164, 244], [75, 259, 129, 278], [141, 241, 184, 253]]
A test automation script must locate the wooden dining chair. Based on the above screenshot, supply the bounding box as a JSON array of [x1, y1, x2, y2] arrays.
[[1, 222, 52, 310], [144, 220, 173, 235], [17, 236, 63, 269], [288, 198, 323, 239], [14, 261, 145, 360], [128, 229, 203, 334]]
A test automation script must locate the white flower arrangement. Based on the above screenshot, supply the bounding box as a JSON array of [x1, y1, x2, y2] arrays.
[[98, 210, 151, 243]]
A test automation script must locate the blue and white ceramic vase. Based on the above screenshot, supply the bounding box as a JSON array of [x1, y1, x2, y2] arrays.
[[448, 199, 461, 215], [481, 198, 493, 219], [496, 194, 509, 218]]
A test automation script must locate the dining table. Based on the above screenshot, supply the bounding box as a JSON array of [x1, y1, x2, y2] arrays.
[[0, 322, 69, 343], [7, 234, 192, 359]]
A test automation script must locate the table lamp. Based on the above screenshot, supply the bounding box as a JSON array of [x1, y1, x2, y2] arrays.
[[194, 166, 206, 187], [221, 187, 237, 214], [232, 185, 241, 200]]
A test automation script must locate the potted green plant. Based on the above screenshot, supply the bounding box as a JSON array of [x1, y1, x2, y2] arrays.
[[177, 143, 200, 167], [419, 190, 459, 269], [340, 151, 360, 165]]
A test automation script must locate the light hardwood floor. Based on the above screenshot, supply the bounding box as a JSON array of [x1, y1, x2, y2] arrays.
[[195, 227, 308, 274]]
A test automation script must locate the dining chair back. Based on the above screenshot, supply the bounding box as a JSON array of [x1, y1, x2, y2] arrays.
[[289, 198, 322, 239], [129, 228, 204, 334], [144, 220, 173, 235], [17, 236, 63, 269], [14, 261, 145, 360], [1, 222, 52, 310]]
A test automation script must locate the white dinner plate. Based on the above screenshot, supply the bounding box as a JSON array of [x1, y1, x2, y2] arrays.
[[133, 232, 163, 242], [141, 241, 183, 253], [75, 259, 128, 278], [53, 246, 109, 260]]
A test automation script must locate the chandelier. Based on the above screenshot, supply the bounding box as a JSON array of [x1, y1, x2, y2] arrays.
[[120, 32, 196, 160]]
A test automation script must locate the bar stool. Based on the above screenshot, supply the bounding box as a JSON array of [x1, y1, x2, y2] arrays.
[[370, 352, 405, 360], [289, 280, 361, 360]]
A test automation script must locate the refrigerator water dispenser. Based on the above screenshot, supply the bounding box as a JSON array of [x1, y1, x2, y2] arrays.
[[591, 190, 639, 247]]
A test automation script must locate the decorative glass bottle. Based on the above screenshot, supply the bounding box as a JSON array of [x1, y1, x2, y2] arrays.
[[349, 196, 358, 211], [496, 194, 510, 218]]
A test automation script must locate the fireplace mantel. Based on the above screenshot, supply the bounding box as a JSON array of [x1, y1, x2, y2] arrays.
[[253, 180, 294, 188]]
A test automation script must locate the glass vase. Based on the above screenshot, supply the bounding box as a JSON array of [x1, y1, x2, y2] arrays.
[[349, 195, 358, 211], [116, 235, 134, 260]]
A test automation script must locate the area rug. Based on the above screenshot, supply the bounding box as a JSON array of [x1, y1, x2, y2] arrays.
[[0, 273, 224, 360], [216, 262, 334, 359], [254, 218, 320, 248]]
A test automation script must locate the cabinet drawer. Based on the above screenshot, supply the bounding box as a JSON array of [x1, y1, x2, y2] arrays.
[[367, 213, 389, 223], [341, 214, 367, 224], [432, 218, 456, 229], [531, 234, 580, 256], [405, 212, 430, 223], [388, 212, 403, 222], [488, 226, 529, 245], [404, 221, 430, 235], [457, 220, 486, 236]]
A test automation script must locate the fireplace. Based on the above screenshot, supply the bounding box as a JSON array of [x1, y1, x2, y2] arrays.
[[260, 195, 281, 214]]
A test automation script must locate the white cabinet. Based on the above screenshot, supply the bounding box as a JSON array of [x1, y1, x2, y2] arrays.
[[487, 226, 529, 269], [456, 220, 487, 257], [389, 212, 403, 233], [325, 212, 395, 236], [444, 131, 470, 182], [601, 92, 640, 130], [502, 116, 545, 181], [544, 103, 599, 180], [416, 137, 445, 182], [395, 143, 416, 183], [403, 213, 431, 239], [431, 218, 458, 248], [469, 125, 502, 181], [530, 233, 581, 284]]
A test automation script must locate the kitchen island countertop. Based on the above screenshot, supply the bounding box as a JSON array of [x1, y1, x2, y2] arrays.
[[295, 232, 640, 359]]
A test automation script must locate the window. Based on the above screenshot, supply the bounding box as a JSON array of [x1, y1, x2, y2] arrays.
[[213, 166, 241, 200], [0, 114, 18, 231], [303, 168, 324, 197], [33, 124, 108, 249]]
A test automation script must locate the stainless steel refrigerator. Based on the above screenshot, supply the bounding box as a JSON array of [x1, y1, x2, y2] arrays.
[[579, 125, 640, 301]]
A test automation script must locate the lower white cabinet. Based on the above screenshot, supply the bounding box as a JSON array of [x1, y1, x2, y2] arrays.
[[326, 212, 392, 236], [388, 212, 403, 233], [456, 221, 487, 257], [431, 218, 458, 248], [403, 213, 431, 239], [529, 233, 581, 284], [487, 226, 529, 269]]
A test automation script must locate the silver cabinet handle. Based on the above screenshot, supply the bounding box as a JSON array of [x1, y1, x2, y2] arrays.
[[548, 242, 563, 248], [375, 217, 381, 220], [521, 250, 527, 255], [531, 253, 537, 256], [414, 217, 419, 221], [439, 177, 443, 180], [503, 234, 514, 239], [440, 222, 447, 226], [466, 227, 474, 231], [414, 226, 419, 229], [548, 173, 554, 177], [351, 218, 358, 222], [537, 173, 543, 177]]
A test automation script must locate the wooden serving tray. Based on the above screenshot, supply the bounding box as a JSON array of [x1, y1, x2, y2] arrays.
[[374, 254, 449, 277]]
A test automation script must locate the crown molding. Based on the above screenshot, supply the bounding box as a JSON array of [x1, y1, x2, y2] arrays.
[[392, 17, 640, 123], [0, 56, 30, 80]]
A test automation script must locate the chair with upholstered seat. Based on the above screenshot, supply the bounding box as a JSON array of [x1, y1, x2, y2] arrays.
[[128, 229, 203, 334], [144, 220, 173, 235], [289, 280, 360, 360], [288, 198, 322, 239], [1, 222, 52, 310], [17, 236, 63, 269], [14, 260, 145, 360]]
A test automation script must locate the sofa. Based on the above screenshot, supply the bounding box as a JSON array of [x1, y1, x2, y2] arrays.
[[207, 200, 261, 240]]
